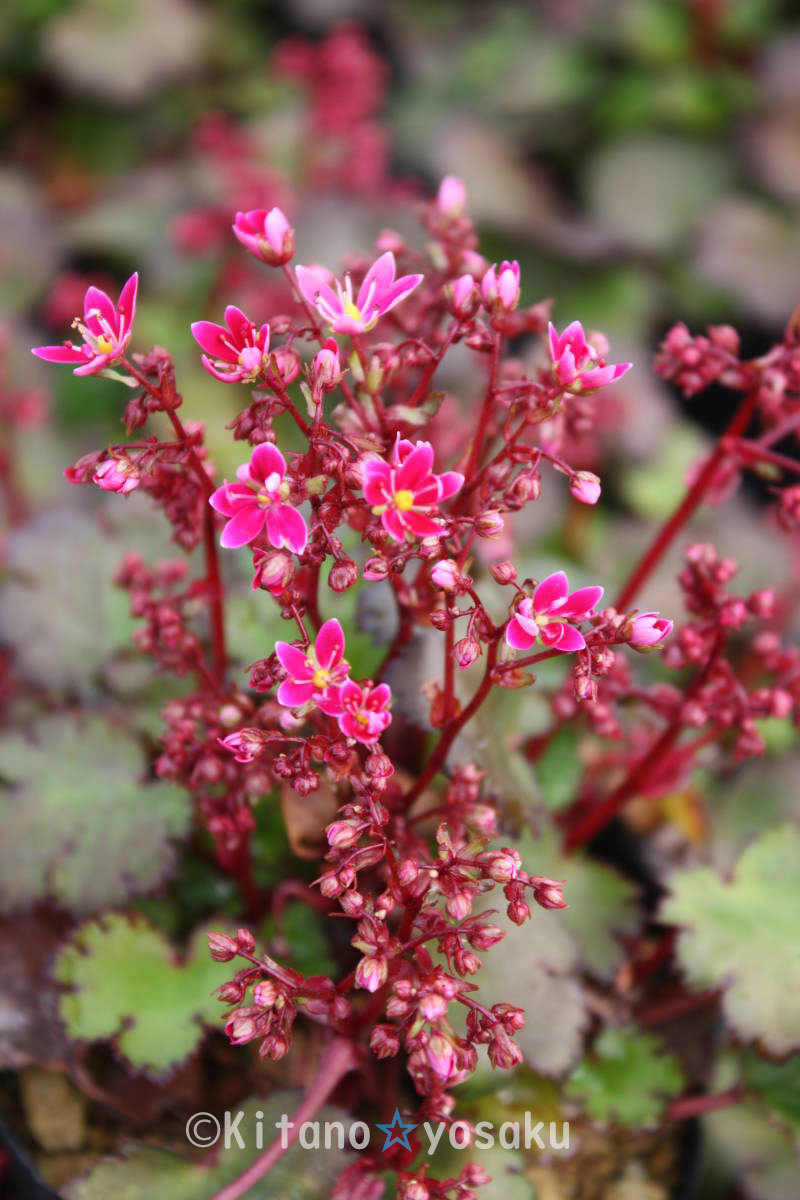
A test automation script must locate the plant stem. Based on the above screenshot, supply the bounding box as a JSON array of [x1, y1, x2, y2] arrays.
[[210, 1038, 358, 1200], [404, 638, 499, 807], [564, 631, 726, 850], [615, 387, 760, 611], [667, 1085, 743, 1121]]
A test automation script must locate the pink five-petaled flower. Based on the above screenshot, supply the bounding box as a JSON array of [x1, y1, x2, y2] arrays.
[[232, 207, 294, 265], [295, 251, 423, 335], [506, 570, 604, 654], [320, 680, 392, 746], [548, 321, 632, 392], [93, 457, 140, 495], [209, 443, 307, 552], [191, 307, 270, 384], [626, 612, 674, 651], [363, 437, 464, 543], [32, 273, 138, 377], [274, 618, 350, 709]]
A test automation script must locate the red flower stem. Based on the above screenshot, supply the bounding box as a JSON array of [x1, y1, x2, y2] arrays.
[[461, 333, 501, 480], [443, 618, 455, 720], [667, 1085, 743, 1121], [615, 387, 761, 611], [730, 437, 800, 476], [404, 637, 499, 808], [210, 1037, 358, 1200], [123, 358, 227, 682], [406, 322, 458, 409], [637, 987, 721, 1028], [565, 632, 726, 851]]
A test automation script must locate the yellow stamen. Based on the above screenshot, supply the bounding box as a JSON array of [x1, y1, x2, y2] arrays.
[[312, 668, 330, 689], [256, 491, 273, 508], [342, 297, 362, 322], [96, 335, 113, 354], [394, 489, 414, 512], [355, 711, 370, 725]]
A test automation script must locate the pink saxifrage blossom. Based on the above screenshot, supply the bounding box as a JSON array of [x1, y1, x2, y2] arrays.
[[93, 457, 140, 495], [506, 570, 603, 654], [191, 307, 271, 384], [233, 207, 294, 265], [274, 618, 350, 708], [210, 442, 307, 552], [548, 321, 632, 392], [626, 611, 674, 650], [363, 437, 464, 543], [320, 679, 393, 745], [32, 273, 138, 377], [295, 251, 422, 335]]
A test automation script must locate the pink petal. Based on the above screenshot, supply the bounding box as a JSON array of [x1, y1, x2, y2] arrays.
[[295, 265, 340, 314], [581, 362, 631, 389], [73, 356, 109, 377], [250, 443, 286, 483], [117, 273, 138, 335], [551, 624, 586, 653], [533, 571, 570, 614], [555, 348, 577, 385], [506, 616, 537, 651], [276, 679, 315, 707], [209, 482, 255, 516], [220, 504, 265, 548], [559, 585, 603, 618], [357, 252, 396, 306], [396, 442, 434, 491], [377, 274, 423, 313], [316, 619, 344, 669], [382, 508, 408, 543], [31, 344, 85, 364], [274, 641, 311, 678], [363, 461, 392, 505], [436, 470, 464, 501], [84, 286, 117, 329], [403, 510, 443, 537], [224, 305, 252, 344], [192, 320, 234, 361], [266, 503, 307, 554], [368, 683, 392, 710]]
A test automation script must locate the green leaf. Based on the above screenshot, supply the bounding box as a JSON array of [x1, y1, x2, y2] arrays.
[[566, 1026, 684, 1128], [660, 825, 800, 1055], [0, 715, 191, 915], [743, 1051, 800, 1130], [65, 1094, 353, 1199], [534, 727, 584, 812], [54, 915, 231, 1075]]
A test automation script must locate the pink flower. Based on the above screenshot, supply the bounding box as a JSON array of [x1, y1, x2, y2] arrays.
[[32, 273, 138, 376], [191, 307, 270, 384], [93, 457, 139, 495], [232, 207, 294, 265], [209, 443, 307, 552], [506, 570, 603, 654], [355, 954, 388, 993], [295, 251, 423, 335], [363, 436, 464, 543], [321, 680, 392, 745], [548, 321, 632, 391], [570, 471, 602, 505], [481, 260, 520, 313], [274, 618, 350, 708], [446, 273, 479, 319], [310, 338, 342, 391], [626, 612, 674, 650]]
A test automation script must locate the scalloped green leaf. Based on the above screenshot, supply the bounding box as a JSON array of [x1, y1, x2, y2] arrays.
[[0, 715, 191, 915], [54, 915, 232, 1075], [743, 1051, 800, 1129], [660, 825, 800, 1055], [65, 1094, 353, 1199], [566, 1026, 684, 1128]]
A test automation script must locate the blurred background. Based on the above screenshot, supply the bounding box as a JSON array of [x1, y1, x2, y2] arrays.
[[2, 2, 800, 1199]]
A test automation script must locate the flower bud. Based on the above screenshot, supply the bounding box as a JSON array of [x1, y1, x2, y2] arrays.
[[207, 932, 238, 962], [233, 207, 295, 265], [474, 510, 505, 538], [436, 175, 467, 218], [363, 556, 390, 581], [356, 955, 388, 993], [445, 274, 479, 319], [625, 611, 674, 651], [237, 928, 255, 953], [431, 559, 462, 591], [531, 876, 568, 910], [311, 338, 342, 391], [455, 637, 480, 669], [93, 457, 140, 495], [490, 560, 517, 585], [370, 1024, 401, 1058], [329, 556, 358, 592], [253, 980, 277, 1008], [481, 260, 520, 314], [570, 471, 602, 505]]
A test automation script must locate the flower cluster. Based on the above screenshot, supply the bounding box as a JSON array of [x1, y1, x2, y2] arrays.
[[34, 130, 800, 1200]]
